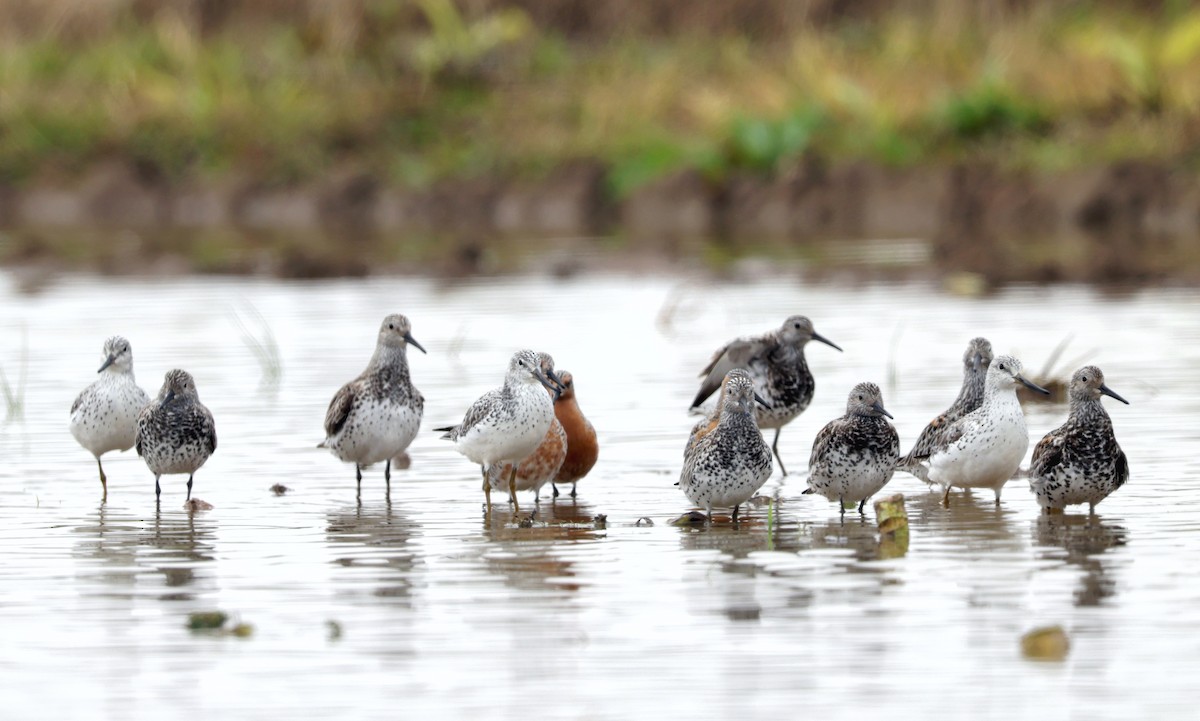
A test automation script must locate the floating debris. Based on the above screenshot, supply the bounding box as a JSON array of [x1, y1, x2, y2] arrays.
[[1021, 625, 1070, 661], [187, 611, 228, 630], [183, 498, 214, 512], [874, 493, 909, 559], [327, 620, 343, 641], [270, 483, 290, 496], [635, 517, 654, 527], [187, 611, 253, 638], [592, 514, 607, 529], [517, 515, 535, 528]]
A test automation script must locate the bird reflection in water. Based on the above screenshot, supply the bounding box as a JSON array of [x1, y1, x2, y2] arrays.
[[1034, 513, 1127, 607], [326, 498, 421, 604], [72, 501, 216, 601]]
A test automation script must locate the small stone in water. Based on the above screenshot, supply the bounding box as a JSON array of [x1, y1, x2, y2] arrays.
[[270, 483, 290, 496], [592, 514, 608, 529], [183, 498, 214, 512], [1021, 626, 1070, 661], [635, 517, 654, 527], [327, 620, 343, 641], [230, 623, 254, 638], [671, 511, 710, 526]]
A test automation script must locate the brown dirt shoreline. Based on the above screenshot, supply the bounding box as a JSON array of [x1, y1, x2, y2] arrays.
[[2, 157, 1198, 283]]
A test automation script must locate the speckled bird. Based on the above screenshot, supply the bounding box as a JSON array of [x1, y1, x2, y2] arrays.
[[898, 337, 993, 484], [135, 369, 217, 502], [69, 336, 151, 499], [926, 355, 1049, 505], [691, 315, 841, 476], [321, 314, 425, 495], [679, 370, 773, 522], [486, 353, 567, 504], [550, 370, 598, 499], [1030, 366, 1129, 513], [804, 382, 900, 517], [436, 349, 558, 512], [684, 368, 754, 457]]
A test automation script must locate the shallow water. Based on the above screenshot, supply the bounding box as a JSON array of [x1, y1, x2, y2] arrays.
[[1, 272, 1197, 719]]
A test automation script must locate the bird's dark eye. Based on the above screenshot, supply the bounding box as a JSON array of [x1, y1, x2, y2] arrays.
[[998, 363, 1006, 370], [794, 323, 801, 329]]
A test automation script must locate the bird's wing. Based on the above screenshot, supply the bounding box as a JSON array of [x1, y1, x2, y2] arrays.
[[691, 334, 772, 408], [902, 410, 952, 463], [134, 409, 147, 457], [323, 382, 356, 438], [70, 388, 86, 416], [929, 416, 969, 456], [454, 389, 502, 441], [1029, 431, 1065, 478], [807, 419, 839, 476], [1113, 446, 1130, 489], [205, 408, 218, 454]]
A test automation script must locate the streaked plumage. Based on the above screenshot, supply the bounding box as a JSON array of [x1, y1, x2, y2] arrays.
[[898, 337, 993, 483], [690, 316, 841, 476], [1030, 366, 1130, 513], [321, 314, 425, 495], [69, 336, 150, 499], [927, 355, 1049, 504], [135, 369, 217, 502], [805, 382, 900, 516], [680, 371, 773, 521], [551, 370, 598, 499], [436, 349, 558, 512]]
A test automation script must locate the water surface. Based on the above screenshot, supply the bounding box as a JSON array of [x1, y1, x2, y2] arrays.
[[0, 273, 1197, 719]]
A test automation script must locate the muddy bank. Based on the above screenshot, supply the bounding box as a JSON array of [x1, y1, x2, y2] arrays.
[[1, 158, 1198, 282]]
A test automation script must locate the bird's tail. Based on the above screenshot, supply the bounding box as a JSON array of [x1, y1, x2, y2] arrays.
[[801, 488, 813, 495], [316, 439, 328, 449], [895, 455, 933, 484]]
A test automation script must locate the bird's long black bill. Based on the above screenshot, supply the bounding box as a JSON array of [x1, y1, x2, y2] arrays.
[[753, 392, 771, 409], [1100, 383, 1130, 405], [972, 353, 984, 373], [534, 368, 560, 398], [872, 401, 894, 419], [1017, 375, 1051, 395], [812, 331, 843, 352], [97, 355, 116, 373], [404, 332, 427, 354]]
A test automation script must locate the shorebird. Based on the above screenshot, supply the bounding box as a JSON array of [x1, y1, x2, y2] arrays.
[[926, 355, 1049, 505], [321, 314, 425, 496], [486, 353, 567, 505], [69, 336, 151, 499], [804, 382, 900, 517], [684, 367, 755, 457], [436, 349, 558, 513], [1030, 366, 1129, 513], [135, 369, 217, 502], [551, 370, 599, 499], [898, 337, 993, 483], [679, 370, 773, 522], [691, 315, 841, 476]]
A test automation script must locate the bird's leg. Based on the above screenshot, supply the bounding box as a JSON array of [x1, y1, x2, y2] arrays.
[[772, 429, 788, 476], [481, 466, 492, 511], [97, 458, 108, 501], [858, 499, 866, 515], [552, 483, 560, 499], [839, 495, 845, 521], [385, 458, 392, 486], [356, 464, 362, 498], [508, 466, 521, 514], [732, 504, 740, 523], [941, 484, 952, 506], [570, 484, 577, 499], [155, 475, 161, 500], [994, 487, 1002, 505], [187, 474, 194, 501]]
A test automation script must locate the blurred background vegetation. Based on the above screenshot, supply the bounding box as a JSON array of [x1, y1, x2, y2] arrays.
[[3, 0, 1200, 197]]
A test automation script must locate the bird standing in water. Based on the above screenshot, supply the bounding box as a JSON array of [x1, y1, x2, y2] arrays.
[[805, 382, 900, 517], [136, 369, 217, 503], [70, 336, 150, 500]]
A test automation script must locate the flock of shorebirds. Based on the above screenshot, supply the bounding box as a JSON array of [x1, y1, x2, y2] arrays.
[[68, 313, 1129, 520]]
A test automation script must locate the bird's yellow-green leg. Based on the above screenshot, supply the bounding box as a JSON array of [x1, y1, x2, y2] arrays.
[[97, 458, 108, 501], [941, 484, 952, 506], [481, 466, 491, 511], [508, 466, 520, 514]]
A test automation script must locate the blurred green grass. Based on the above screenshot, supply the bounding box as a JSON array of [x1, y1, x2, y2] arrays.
[[2, 1, 1200, 194]]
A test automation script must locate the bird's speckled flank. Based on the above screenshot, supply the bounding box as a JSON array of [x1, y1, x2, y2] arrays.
[[69, 335, 151, 498], [806, 382, 900, 516], [690, 315, 841, 476], [927, 355, 1049, 504], [898, 337, 993, 483], [322, 313, 425, 495], [135, 369, 217, 502], [680, 370, 773, 521], [1030, 365, 1130, 513]]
